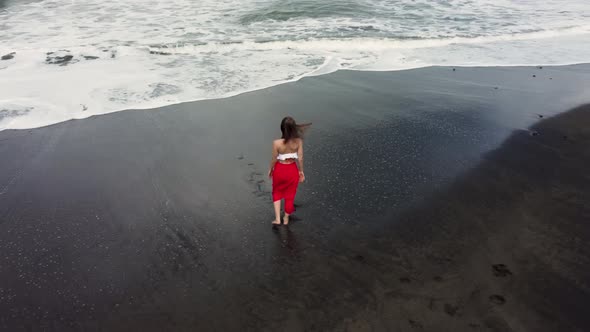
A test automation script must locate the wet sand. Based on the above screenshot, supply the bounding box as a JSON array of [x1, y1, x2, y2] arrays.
[[0, 65, 589, 331]]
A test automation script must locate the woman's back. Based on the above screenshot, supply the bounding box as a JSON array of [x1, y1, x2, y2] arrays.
[[275, 138, 300, 154]]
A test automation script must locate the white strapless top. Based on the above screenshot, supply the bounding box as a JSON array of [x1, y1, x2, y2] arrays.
[[277, 152, 298, 161]]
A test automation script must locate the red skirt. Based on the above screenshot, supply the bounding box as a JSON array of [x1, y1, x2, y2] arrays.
[[272, 162, 299, 214]]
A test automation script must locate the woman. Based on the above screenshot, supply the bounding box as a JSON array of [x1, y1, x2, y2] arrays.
[[268, 116, 309, 225]]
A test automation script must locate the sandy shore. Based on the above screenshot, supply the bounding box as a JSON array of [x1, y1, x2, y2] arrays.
[[1, 65, 589, 331]]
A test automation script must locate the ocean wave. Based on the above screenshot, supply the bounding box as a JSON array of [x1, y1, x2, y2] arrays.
[[146, 25, 590, 55], [239, 0, 374, 24]]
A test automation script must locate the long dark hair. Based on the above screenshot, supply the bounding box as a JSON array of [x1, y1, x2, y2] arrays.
[[280, 116, 311, 143]]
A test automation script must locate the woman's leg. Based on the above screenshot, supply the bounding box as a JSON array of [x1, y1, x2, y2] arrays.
[[272, 200, 281, 224], [283, 166, 299, 225], [283, 197, 294, 225]]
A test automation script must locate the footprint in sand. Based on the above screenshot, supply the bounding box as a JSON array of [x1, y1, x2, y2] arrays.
[[242, 157, 271, 198], [489, 295, 506, 305], [444, 303, 460, 316], [428, 298, 437, 311], [492, 264, 512, 277], [408, 319, 424, 329]]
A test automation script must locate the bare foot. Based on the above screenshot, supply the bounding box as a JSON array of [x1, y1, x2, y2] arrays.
[[272, 219, 281, 225], [283, 214, 290, 225]]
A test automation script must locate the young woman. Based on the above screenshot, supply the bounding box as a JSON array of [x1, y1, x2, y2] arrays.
[[268, 117, 309, 225]]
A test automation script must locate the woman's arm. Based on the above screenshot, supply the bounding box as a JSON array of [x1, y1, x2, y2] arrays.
[[297, 139, 305, 182], [268, 141, 278, 178]]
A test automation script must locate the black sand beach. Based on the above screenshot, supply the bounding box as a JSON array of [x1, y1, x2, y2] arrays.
[[1, 65, 590, 331]]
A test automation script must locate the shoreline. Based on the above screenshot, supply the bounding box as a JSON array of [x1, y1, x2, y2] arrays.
[[2, 62, 590, 131]]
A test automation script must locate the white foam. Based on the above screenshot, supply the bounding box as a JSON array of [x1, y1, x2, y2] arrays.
[[1, 0, 590, 130]]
